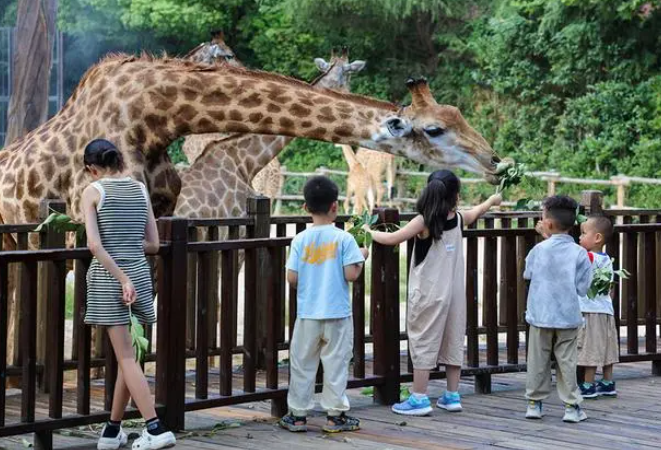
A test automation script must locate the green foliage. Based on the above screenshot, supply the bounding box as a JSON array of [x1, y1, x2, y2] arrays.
[[37, 0, 661, 209], [35, 211, 86, 240], [347, 211, 378, 248], [587, 258, 630, 299], [129, 310, 149, 363]]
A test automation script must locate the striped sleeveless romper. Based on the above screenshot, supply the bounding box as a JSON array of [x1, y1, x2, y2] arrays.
[[84, 177, 156, 326]]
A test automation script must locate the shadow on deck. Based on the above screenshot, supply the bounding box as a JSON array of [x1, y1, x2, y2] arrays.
[[1, 360, 659, 450]]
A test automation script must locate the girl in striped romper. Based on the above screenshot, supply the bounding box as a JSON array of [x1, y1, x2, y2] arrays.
[[366, 170, 501, 416], [81, 139, 176, 450]]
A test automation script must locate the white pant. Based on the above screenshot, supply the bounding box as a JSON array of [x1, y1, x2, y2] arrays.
[[287, 317, 353, 417]]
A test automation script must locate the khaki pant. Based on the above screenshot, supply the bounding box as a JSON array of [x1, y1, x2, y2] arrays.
[[526, 326, 583, 405], [287, 317, 353, 417]]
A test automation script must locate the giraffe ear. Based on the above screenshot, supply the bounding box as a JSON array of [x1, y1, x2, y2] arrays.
[[314, 58, 330, 72], [344, 60, 366, 73]]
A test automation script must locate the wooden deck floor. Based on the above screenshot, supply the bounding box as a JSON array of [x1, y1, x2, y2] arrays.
[[1, 361, 659, 450]]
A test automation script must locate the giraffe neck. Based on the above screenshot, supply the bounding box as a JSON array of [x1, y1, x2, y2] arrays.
[[100, 57, 397, 156], [193, 61, 356, 181]]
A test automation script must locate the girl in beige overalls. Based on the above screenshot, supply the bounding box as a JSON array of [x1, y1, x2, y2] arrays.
[[367, 170, 501, 416]]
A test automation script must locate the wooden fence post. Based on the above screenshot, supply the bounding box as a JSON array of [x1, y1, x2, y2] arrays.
[[546, 172, 560, 197], [611, 175, 629, 208], [156, 217, 188, 431], [371, 208, 400, 405], [247, 196, 271, 369], [37, 199, 66, 392], [581, 190, 604, 216]]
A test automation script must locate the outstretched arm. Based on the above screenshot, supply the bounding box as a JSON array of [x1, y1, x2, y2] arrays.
[[461, 194, 502, 227], [367, 215, 426, 246]]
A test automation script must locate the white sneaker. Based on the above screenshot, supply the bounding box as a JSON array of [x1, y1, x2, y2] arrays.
[[562, 404, 587, 423], [97, 426, 128, 450], [525, 400, 543, 419], [132, 429, 176, 450]]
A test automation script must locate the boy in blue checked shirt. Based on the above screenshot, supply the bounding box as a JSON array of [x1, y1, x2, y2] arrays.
[[524, 195, 593, 423], [279, 176, 368, 433]]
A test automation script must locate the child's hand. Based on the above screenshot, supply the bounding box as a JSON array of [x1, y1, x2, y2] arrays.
[[360, 247, 370, 260], [488, 193, 503, 207], [361, 223, 372, 233], [535, 221, 550, 239]]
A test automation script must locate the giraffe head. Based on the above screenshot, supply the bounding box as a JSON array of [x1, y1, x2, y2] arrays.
[[371, 77, 502, 183], [312, 46, 366, 91], [184, 30, 242, 67]]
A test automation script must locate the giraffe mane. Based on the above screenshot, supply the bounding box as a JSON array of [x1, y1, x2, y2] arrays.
[[78, 52, 399, 112]]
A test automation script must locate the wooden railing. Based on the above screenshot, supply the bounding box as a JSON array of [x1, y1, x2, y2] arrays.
[[2, 191, 661, 448]]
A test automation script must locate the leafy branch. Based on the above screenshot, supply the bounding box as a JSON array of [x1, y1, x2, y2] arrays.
[[587, 258, 630, 299], [35, 210, 86, 239], [495, 161, 527, 194], [129, 307, 149, 363], [347, 211, 378, 248]]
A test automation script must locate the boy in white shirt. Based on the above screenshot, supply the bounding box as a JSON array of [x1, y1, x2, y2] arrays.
[[577, 216, 619, 398], [524, 196, 593, 423], [279, 176, 368, 433]]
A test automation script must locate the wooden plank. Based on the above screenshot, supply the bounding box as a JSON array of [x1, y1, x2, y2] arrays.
[[21, 261, 38, 423], [195, 250, 211, 399], [465, 221, 479, 367], [607, 229, 622, 353], [12, 232, 29, 366], [219, 249, 235, 397], [243, 247, 256, 393], [503, 219, 518, 364], [265, 247, 278, 390], [207, 226, 219, 350], [228, 225, 239, 348], [483, 217, 498, 366], [623, 218, 638, 355], [186, 227, 198, 351], [47, 260, 66, 418], [352, 269, 366, 379], [643, 229, 657, 353], [74, 255, 91, 415], [406, 237, 414, 374]]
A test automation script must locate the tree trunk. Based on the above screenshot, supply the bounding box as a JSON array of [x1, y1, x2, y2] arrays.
[[5, 0, 57, 387], [5, 0, 57, 146]]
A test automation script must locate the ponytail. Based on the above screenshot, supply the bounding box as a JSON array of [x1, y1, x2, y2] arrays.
[[84, 139, 125, 172], [415, 170, 460, 240]]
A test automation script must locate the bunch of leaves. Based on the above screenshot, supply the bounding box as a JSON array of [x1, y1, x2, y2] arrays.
[[348, 211, 378, 248], [35, 210, 86, 240], [129, 308, 149, 363], [587, 258, 630, 299], [495, 161, 527, 193], [513, 198, 541, 211], [575, 206, 588, 225]]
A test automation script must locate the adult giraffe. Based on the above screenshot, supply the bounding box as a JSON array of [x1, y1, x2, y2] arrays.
[[0, 53, 503, 364]]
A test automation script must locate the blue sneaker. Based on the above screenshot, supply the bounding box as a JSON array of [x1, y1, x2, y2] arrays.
[[597, 380, 617, 397], [580, 382, 598, 399], [437, 391, 462, 412], [391, 394, 433, 416]]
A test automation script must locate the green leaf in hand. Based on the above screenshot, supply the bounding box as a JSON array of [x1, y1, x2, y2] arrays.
[[129, 310, 148, 363]]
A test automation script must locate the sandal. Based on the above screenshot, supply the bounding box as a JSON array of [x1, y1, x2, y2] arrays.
[[278, 414, 307, 432], [322, 413, 361, 433]]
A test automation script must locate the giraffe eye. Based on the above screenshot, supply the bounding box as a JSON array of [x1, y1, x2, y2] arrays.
[[424, 126, 445, 138]]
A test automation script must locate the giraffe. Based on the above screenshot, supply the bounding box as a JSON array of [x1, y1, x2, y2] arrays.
[[0, 54, 503, 365], [337, 144, 371, 215], [174, 46, 367, 219], [340, 145, 398, 213], [356, 148, 397, 206]]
